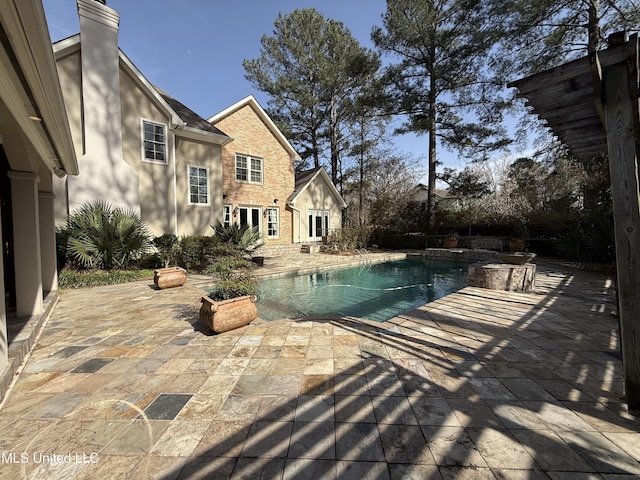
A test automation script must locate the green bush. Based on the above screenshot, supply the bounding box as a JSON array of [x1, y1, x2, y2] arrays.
[[153, 233, 179, 267], [206, 253, 258, 301], [211, 222, 265, 256], [377, 234, 432, 249], [57, 201, 153, 271], [177, 235, 219, 272], [58, 268, 154, 288], [208, 273, 258, 301]]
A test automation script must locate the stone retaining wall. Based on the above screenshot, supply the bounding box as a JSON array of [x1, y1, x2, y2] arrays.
[[468, 261, 536, 292], [422, 248, 499, 262]]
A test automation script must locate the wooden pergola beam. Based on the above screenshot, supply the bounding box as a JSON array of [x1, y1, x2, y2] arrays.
[[603, 35, 640, 413]]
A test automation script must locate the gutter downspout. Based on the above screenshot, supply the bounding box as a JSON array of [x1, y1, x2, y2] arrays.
[[172, 126, 180, 235]]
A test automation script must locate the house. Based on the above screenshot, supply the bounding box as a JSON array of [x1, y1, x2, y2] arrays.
[[0, 0, 78, 388], [288, 167, 347, 243], [51, 0, 231, 236], [411, 183, 461, 211], [209, 96, 346, 246], [50, 0, 346, 247], [209, 95, 298, 245]]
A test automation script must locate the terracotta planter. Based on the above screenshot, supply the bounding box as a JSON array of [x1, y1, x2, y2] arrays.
[[154, 267, 187, 289], [199, 295, 258, 333], [443, 237, 459, 248]]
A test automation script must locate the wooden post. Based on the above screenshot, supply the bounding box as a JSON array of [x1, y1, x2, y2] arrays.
[[603, 40, 640, 413]]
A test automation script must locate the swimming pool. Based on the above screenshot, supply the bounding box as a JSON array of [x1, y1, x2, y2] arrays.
[[255, 258, 468, 322]]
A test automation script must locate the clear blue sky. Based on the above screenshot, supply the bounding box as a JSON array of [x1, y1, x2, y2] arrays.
[[42, 0, 475, 171]]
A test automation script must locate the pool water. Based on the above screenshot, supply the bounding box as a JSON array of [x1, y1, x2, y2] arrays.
[[255, 258, 468, 322]]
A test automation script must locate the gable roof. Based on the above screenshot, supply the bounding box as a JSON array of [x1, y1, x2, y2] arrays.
[[154, 87, 227, 136], [209, 95, 300, 161], [288, 166, 347, 208], [52, 34, 231, 145]]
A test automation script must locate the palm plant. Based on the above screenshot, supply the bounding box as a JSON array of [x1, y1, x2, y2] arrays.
[[58, 200, 153, 270], [211, 221, 265, 256]]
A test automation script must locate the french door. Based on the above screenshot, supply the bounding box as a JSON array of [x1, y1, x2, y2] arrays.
[[308, 210, 329, 241], [239, 206, 261, 233]]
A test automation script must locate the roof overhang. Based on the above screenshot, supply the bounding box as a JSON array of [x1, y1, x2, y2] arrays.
[[1, 0, 78, 176], [508, 34, 634, 163], [174, 125, 233, 145]]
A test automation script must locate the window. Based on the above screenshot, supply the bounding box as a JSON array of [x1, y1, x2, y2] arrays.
[[188, 165, 208, 205], [142, 120, 166, 162], [223, 205, 232, 228], [235, 154, 262, 183], [267, 207, 279, 238]]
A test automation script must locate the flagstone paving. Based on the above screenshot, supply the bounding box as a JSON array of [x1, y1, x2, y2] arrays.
[[0, 253, 638, 479]]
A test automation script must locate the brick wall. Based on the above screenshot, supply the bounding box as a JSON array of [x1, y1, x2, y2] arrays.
[[213, 104, 295, 244]]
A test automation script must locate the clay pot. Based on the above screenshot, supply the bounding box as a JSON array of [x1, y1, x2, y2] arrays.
[[199, 295, 258, 333], [443, 236, 459, 248], [153, 267, 187, 289]]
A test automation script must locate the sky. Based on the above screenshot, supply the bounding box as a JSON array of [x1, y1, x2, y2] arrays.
[[41, 0, 499, 173]]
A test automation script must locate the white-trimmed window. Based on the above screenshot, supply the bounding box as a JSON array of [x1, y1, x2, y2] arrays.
[[142, 120, 166, 163], [223, 205, 232, 228], [266, 207, 279, 238], [188, 165, 209, 205], [235, 154, 262, 183]]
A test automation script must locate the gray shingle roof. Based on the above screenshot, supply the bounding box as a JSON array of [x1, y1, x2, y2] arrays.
[[154, 86, 228, 137], [288, 167, 323, 202]]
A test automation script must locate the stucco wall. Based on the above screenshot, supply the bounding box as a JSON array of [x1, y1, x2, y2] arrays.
[[296, 175, 343, 242], [213, 104, 294, 244], [175, 138, 223, 236], [55, 48, 224, 236], [120, 67, 176, 235], [54, 52, 84, 158]]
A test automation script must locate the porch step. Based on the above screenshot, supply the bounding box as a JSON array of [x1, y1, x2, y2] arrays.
[[300, 244, 319, 254]]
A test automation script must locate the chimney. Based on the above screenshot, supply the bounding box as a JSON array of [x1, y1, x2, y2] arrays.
[[69, 0, 140, 211]]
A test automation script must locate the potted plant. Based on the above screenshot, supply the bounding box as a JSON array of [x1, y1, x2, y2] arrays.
[[508, 224, 528, 252], [152, 233, 187, 289], [443, 232, 459, 248], [199, 254, 259, 333]]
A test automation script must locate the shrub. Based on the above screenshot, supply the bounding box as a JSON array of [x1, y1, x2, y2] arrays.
[[58, 268, 154, 288], [57, 201, 153, 270], [208, 273, 258, 301], [177, 235, 219, 272], [153, 233, 179, 267], [206, 253, 258, 301], [212, 222, 265, 256], [376, 234, 430, 249]]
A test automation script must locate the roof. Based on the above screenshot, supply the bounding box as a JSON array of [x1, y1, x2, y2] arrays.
[[209, 95, 300, 161], [288, 167, 347, 208], [154, 87, 227, 136], [508, 35, 634, 163]]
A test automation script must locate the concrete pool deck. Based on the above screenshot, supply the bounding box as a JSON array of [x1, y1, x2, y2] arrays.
[[0, 252, 638, 479]]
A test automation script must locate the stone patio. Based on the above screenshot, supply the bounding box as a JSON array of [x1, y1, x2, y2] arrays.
[[0, 253, 638, 479]]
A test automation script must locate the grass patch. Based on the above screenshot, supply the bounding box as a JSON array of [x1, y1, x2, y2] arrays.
[[59, 268, 154, 288]]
